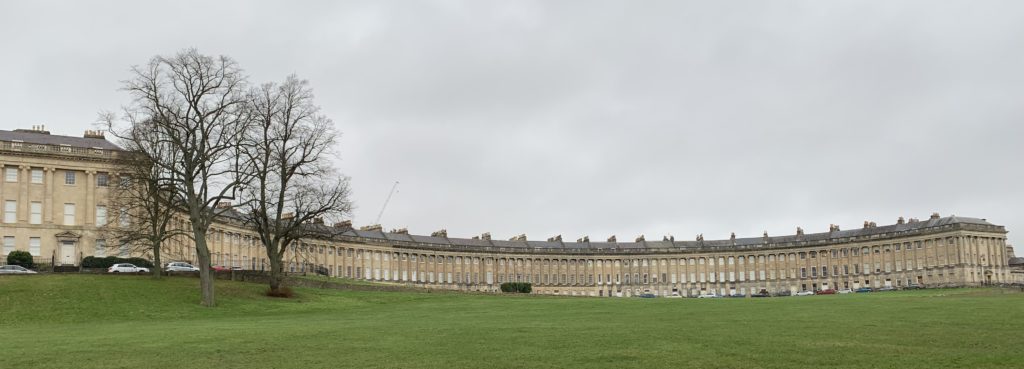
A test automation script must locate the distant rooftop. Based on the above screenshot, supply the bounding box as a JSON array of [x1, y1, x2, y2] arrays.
[[0, 126, 121, 151], [333, 213, 1004, 252]]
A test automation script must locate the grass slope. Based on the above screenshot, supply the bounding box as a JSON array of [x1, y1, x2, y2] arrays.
[[1, 275, 1022, 369]]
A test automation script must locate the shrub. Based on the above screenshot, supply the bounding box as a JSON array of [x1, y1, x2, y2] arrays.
[[500, 282, 532, 293], [7, 250, 33, 268], [266, 286, 294, 298], [82, 256, 154, 269]]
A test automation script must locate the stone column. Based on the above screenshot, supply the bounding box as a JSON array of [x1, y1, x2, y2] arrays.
[[18, 165, 29, 222], [85, 170, 95, 226], [44, 167, 54, 224]]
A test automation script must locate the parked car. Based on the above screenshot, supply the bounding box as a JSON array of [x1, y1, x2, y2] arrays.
[[855, 287, 873, 293], [164, 262, 199, 272], [0, 265, 37, 274], [108, 263, 149, 273], [903, 284, 923, 290], [837, 289, 854, 294], [878, 286, 897, 292], [816, 289, 836, 295], [666, 292, 683, 298], [795, 291, 815, 296], [726, 293, 746, 298], [697, 292, 720, 298], [774, 290, 792, 297], [314, 266, 329, 276], [751, 290, 771, 298], [637, 293, 656, 298], [210, 265, 231, 272]]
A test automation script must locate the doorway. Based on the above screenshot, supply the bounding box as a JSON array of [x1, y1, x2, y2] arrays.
[[60, 241, 76, 266]]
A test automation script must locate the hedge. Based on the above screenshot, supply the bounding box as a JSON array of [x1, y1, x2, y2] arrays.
[[6, 250, 33, 268], [82, 256, 155, 269], [500, 282, 532, 293]]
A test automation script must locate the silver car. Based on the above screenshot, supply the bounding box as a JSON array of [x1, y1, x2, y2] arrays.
[[0, 265, 38, 274], [164, 262, 200, 272]]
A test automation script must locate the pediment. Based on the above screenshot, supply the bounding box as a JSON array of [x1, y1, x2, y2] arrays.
[[55, 231, 81, 239]]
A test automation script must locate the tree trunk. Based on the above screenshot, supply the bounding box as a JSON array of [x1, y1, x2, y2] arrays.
[[152, 239, 163, 279], [269, 251, 284, 294], [193, 229, 215, 307]]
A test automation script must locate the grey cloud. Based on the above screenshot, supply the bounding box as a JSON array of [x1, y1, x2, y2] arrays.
[[1, 0, 1021, 253]]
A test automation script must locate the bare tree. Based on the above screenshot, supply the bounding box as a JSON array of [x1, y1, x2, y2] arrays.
[[111, 48, 251, 306], [239, 75, 352, 295], [98, 117, 189, 278]]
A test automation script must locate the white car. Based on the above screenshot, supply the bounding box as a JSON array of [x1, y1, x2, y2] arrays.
[[697, 292, 720, 298], [108, 263, 150, 273], [795, 291, 815, 296], [837, 289, 853, 294], [0, 265, 37, 274], [666, 293, 683, 298], [164, 262, 200, 272]]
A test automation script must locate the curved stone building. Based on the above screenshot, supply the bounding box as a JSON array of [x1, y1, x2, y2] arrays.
[[1, 127, 1014, 296]]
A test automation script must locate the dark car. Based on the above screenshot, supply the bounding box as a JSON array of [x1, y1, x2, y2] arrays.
[[751, 289, 770, 298], [314, 266, 330, 276], [855, 287, 873, 293], [726, 293, 746, 298], [637, 293, 656, 298], [878, 286, 897, 292], [774, 290, 792, 297], [903, 284, 923, 290], [815, 289, 836, 295]]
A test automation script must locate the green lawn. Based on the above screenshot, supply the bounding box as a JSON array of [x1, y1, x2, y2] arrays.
[[1, 275, 1022, 369]]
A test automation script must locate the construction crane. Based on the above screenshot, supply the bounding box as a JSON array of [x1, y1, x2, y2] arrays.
[[374, 181, 400, 225]]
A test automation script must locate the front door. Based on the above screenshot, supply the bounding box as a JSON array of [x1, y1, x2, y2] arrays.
[[61, 241, 76, 266]]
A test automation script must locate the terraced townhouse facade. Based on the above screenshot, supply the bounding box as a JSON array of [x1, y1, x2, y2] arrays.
[[1, 126, 1015, 295]]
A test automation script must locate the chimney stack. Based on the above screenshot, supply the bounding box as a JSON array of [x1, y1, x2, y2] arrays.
[[930, 212, 941, 220], [607, 235, 617, 243], [547, 235, 562, 242], [83, 130, 105, 139], [333, 220, 352, 228], [897, 216, 905, 225], [359, 224, 382, 231], [431, 229, 448, 238], [481, 232, 491, 240], [312, 217, 324, 225], [390, 227, 408, 234], [635, 235, 645, 243]]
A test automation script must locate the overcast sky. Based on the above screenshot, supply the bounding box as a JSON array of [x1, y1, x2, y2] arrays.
[[2, 1, 1022, 253]]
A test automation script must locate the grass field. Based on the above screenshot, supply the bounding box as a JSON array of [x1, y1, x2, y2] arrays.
[[1, 275, 1022, 369]]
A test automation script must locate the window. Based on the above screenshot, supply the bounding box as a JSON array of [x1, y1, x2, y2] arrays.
[[119, 208, 129, 227], [29, 237, 40, 256], [30, 202, 41, 224], [31, 168, 43, 184], [95, 239, 106, 257], [63, 203, 76, 225], [96, 173, 108, 187], [2, 236, 13, 255], [119, 242, 129, 257], [4, 200, 15, 223], [95, 206, 107, 226], [4, 167, 16, 182]]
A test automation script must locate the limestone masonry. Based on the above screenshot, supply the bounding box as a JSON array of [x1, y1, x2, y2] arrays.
[[1, 126, 1018, 295]]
